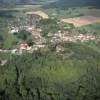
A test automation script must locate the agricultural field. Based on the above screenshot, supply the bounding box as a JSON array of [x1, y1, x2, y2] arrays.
[[61, 16, 100, 27]]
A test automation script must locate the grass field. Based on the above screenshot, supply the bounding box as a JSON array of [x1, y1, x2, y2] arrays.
[[74, 23, 100, 34], [42, 7, 100, 18]]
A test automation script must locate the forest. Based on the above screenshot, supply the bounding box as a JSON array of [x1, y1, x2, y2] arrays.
[[0, 42, 100, 100]]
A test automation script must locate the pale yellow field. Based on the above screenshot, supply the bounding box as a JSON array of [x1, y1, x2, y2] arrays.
[[61, 16, 100, 27], [26, 11, 49, 19]]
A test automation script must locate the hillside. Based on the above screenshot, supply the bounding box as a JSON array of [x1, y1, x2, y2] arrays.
[[0, 0, 100, 8], [0, 0, 57, 7], [43, 0, 100, 9], [0, 42, 100, 100]]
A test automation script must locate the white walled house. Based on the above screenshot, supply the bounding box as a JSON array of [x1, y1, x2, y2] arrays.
[[9, 27, 19, 34]]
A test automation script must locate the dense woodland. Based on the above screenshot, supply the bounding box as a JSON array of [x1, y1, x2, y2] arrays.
[[0, 42, 100, 100]]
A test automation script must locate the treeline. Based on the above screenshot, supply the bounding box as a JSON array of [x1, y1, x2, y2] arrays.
[[0, 42, 100, 100], [0, 0, 33, 7], [0, 0, 17, 7]]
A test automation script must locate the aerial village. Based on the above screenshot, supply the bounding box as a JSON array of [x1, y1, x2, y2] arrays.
[[1, 11, 100, 55]]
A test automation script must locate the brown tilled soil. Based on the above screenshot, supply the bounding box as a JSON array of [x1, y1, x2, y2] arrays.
[[62, 16, 100, 27]]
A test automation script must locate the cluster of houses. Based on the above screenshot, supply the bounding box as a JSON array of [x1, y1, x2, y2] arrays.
[[63, 34, 97, 42], [11, 43, 31, 54], [7, 24, 100, 55], [9, 25, 36, 34], [48, 31, 99, 43], [9, 26, 19, 34], [8, 25, 46, 55], [11, 42, 45, 55]]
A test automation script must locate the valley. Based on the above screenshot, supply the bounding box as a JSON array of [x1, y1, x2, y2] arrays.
[[0, 0, 100, 100]]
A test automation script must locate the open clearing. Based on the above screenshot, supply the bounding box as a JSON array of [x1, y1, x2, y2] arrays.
[[61, 16, 100, 27], [26, 11, 49, 19]]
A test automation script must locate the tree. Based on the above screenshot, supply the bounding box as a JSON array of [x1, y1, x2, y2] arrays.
[[18, 30, 31, 41], [26, 37, 34, 46]]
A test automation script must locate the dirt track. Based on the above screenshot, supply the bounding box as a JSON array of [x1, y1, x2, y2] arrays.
[[61, 16, 100, 27]]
